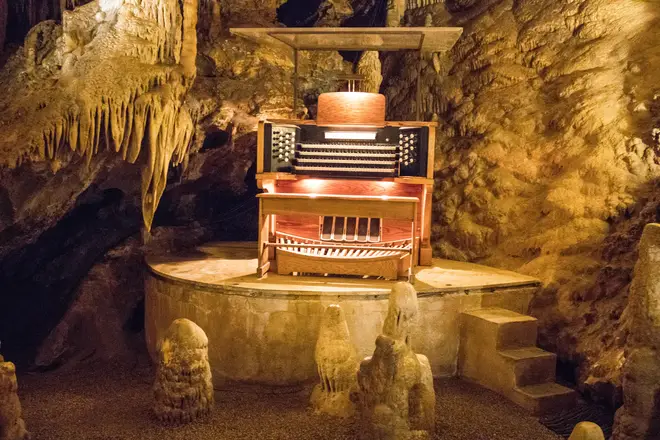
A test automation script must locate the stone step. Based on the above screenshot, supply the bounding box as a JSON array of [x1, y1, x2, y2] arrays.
[[499, 347, 557, 387], [462, 308, 538, 349], [513, 382, 578, 415]]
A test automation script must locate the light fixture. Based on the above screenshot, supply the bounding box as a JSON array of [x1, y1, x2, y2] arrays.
[[324, 131, 377, 140]]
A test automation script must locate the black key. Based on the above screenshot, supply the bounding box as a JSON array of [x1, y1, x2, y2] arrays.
[[321, 216, 333, 240], [369, 218, 381, 241], [345, 217, 357, 241]]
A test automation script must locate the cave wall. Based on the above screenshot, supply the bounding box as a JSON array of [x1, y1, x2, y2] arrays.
[[384, 0, 660, 404], [3, 0, 658, 409]]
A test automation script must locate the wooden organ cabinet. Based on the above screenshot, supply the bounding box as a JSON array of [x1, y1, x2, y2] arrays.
[[256, 92, 436, 281]]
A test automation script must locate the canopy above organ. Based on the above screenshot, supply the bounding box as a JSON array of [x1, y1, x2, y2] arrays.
[[229, 27, 463, 53]]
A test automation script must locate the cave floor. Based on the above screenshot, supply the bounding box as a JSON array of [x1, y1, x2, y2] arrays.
[[17, 361, 561, 440]]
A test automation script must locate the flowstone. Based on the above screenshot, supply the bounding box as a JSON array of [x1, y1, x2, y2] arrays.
[[569, 422, 605, 440], [613, 223, 660, 440], [153, 318, 214, 425], [357, 51, 383, 94], [0, 355, 29, 440], [357, 282, 435, 440], [0, 0, 199, 232], [310, 304, 359, 417]]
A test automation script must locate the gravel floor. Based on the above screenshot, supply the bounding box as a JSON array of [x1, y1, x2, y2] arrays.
[[18, 362, 561, 440]]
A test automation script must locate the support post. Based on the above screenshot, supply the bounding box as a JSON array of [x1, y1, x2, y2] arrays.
[[416, 51, 423, 120], [416, 34, 425, 121], [293, 48, 299, 118]]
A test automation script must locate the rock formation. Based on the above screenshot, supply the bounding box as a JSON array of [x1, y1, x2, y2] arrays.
[[383, 0, 660, 404], [569, 422, 605, 440], [153, 318, 214, 425], [0, 0, 198, 232], [0, 355, 29, 440], [386, 0, 405, 27], [612, 223, 660, 440], [357, 51, 382, 94], [357, 282, 435, 440], [310, 304, 359, 417]]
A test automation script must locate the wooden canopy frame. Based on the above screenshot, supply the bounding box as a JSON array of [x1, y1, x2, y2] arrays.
[[229, 27, 463, 120]]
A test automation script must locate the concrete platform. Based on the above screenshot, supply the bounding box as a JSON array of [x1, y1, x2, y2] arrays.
[[145, 242, 541, 387]]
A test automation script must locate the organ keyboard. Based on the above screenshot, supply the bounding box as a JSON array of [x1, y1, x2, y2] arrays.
[[256, 114, 436, 280], [262, 124, 429, 178]]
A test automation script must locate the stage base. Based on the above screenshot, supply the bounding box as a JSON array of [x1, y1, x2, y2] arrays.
[[145, 242, 540, 387]]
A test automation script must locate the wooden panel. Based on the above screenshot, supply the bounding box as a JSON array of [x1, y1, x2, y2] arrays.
[[426, 126, 436, 179], [276, 215, 413, 242], [276, 215, 319, 239], [257, 121, 265, 174], [316, 92, 385, 127], [257, 198, 271, 277], [276, 249, 400, 280], [275, 179, 423, 198], [275, 180, 424, 236], [258, 193, 417, 221], [265, 119, 439, 128]]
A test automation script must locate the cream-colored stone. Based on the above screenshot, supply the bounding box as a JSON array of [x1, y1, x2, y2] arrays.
[[0, 0, 199, 232], [310, 305, 359, 417], [384, 0, 660, 405], [569, 422, 605, 440], [459, 308, 575, 414], [0, 360, 29, 440], [153, 318, 214, 425], [357, 282, 435, 440], [145, 245, 538, 386], [357, 51, 383, 94], [613, 223, 660, 440]]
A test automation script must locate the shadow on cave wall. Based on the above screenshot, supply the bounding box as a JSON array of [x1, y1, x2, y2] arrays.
[[0, 134, 261, 367], [0, 186, 142, 365], [277, 0, 388, 65]]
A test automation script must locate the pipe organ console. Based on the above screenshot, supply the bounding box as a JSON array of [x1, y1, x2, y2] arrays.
[[256, 92, 436, 280]]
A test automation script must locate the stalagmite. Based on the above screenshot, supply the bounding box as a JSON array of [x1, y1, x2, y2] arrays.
[[386, 0, 405, 27], [309, 305, 359, 417], [357, 282, 436, 440], [357, 51, 383, 94], [0, 354, 30, 440], [569, 422, 605, 440], [153, 318, 214, 425], [613, 223, 660, 440]]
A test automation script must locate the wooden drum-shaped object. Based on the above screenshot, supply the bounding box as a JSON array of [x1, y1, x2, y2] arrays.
[[316, 92, 386, 126]]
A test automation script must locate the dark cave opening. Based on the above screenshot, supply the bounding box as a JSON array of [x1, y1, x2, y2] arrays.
[[201, 126, 231, 152], [276, 0, 325, 27], [276, 0, 388, 65]]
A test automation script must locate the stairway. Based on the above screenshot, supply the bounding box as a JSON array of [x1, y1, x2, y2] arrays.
[[458, 308, 576, 415]]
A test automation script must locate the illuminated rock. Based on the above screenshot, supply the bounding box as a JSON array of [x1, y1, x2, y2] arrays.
[[310, 304, 359, 417], [153, 319, 214, 425], [569, 422, 605, 440], [0, 0, 199, 232], [613, 223, 660, 440], [0, 357, 29, 440], [357, 282, 435, 439], [357, 51, 383, 94]]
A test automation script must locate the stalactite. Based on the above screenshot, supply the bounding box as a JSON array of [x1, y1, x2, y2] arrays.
[[405, 0, 444, 10], [0, 0, 198, 232]]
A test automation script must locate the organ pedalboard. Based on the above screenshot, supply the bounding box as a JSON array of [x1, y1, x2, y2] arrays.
[[256, 118, 436, 281]]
